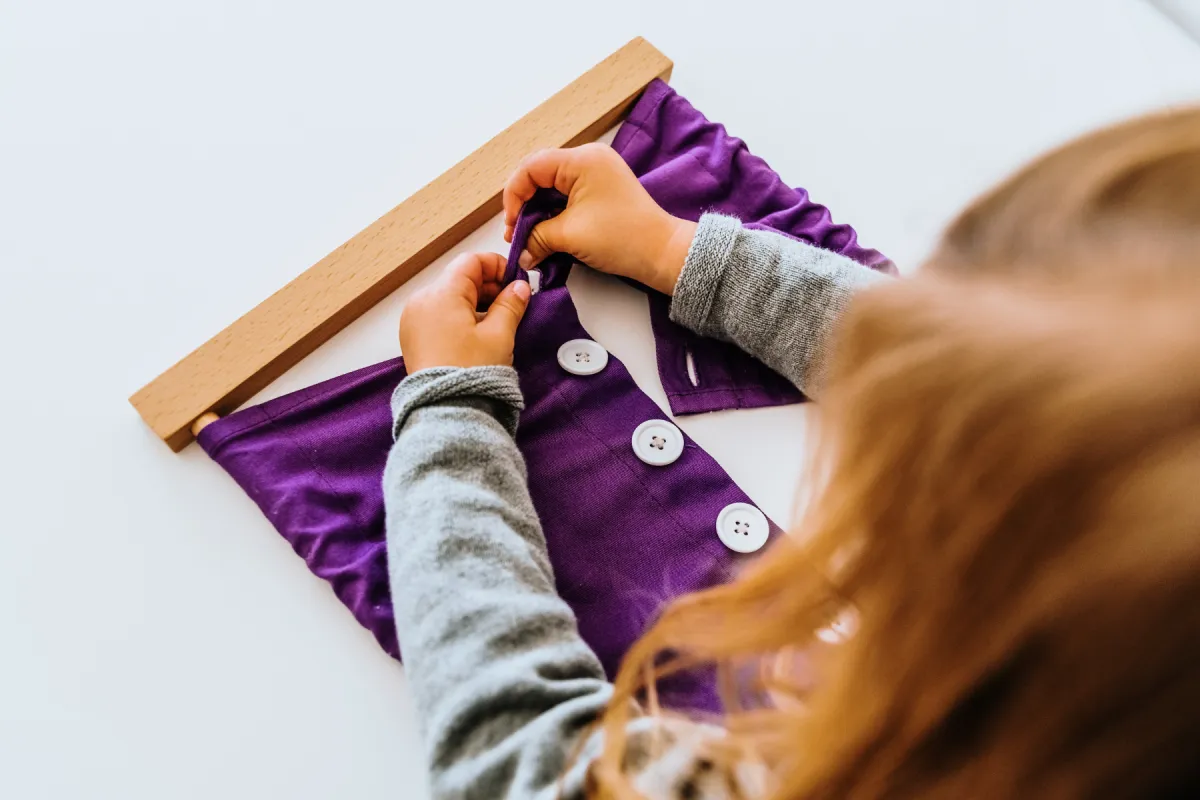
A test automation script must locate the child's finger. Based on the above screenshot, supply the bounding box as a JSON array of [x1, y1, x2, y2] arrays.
[[520, 213, 569, 269], [442, 251, 506, 285], [476, 277, 504, 308], [502, 150, 550, 228], [437, 252, 504, 310], [475, 251, 508, 284], [479, 280, 531, 341], [502, 148, 581, 226]]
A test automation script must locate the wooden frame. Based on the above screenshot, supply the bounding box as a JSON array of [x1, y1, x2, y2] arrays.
[[130, 38, 673, 451]]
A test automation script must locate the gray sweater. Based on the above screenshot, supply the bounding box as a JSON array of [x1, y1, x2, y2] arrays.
[[384, 214, 888, 800]]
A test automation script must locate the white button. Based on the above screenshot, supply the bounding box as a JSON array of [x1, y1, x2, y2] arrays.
[[557, 339, 608, 376], [716, 503, 770, 553], [631, 419, 684, 466]]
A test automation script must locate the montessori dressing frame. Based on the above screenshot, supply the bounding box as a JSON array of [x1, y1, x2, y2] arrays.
[[130, 38, 673, 450]]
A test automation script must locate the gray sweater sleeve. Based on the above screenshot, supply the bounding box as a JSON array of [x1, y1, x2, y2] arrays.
[[386, 221, 881, 798], [670, 213, 891, 397], [384, 366, 608, 800], [385, 367, 745, 800]]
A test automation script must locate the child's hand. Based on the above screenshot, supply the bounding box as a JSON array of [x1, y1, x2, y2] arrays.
[[400, 252, 530, 374], [502, 144, 697, 295]]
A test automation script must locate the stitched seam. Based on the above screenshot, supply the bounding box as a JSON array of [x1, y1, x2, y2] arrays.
[[202, 361, 403, 451], [529, 366, 782, 542], [536, 376, 713, 548], [683, 151, 735, 196], [665, 387, 743, 397], [610, 81, 670, 158]]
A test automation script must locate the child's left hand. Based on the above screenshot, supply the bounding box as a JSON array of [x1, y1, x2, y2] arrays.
[[400, 252, 531, 374]]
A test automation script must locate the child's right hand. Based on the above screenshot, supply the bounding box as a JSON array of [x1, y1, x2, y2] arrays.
[[502, 144, 697, 295]]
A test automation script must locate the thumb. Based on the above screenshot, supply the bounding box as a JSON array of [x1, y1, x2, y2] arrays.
[[480, 279, 531, 340], [519, 214, 569, 269]]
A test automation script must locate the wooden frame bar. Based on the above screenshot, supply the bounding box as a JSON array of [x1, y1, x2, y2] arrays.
[[131, 38, 673, 451]]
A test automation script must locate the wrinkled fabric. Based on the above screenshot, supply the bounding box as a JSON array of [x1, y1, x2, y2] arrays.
[[198, 80, 890, 710], [613, 79, 894, 414]]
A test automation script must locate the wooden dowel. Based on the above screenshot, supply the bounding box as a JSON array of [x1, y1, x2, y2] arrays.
[[191, 413, 221, 437], [130, 38, 673, 451]]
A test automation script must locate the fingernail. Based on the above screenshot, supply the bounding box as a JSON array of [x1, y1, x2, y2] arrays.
[[512, 280, 531, 300], [517, 250, 532, 269]]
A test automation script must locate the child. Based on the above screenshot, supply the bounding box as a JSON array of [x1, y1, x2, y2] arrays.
[[387, 108, 1200, 800]]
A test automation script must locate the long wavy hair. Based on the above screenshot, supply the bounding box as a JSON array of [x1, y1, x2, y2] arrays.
[[591, 106, 1200, 799]]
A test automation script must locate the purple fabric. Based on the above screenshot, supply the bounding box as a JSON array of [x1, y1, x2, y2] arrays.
[[502, 188, 567, 288], [612, 79, 895, 415], [199, 80, 891, 710], [197, 360, 402, 655]]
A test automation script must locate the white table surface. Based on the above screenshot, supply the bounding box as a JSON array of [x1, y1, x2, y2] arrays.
[[2, 1, 1198, 797]]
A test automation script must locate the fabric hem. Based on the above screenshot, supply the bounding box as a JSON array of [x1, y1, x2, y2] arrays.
[[198, 357, 406, 454], [610, 78, 672, 158]]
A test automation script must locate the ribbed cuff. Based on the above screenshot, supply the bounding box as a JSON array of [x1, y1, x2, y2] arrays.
[[390, 365, 525, 440], [668, 213, 742, 334]]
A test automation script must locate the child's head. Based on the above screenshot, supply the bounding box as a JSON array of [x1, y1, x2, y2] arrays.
[[593, 107, 1200, 799], [934, 106, 1200, 280]]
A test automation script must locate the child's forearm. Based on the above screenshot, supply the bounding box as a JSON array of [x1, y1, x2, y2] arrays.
[[383, 366, 612, 799], [669, 214, 893, 397]]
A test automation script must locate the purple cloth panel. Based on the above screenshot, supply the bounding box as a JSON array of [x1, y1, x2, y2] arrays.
[[197, 359, 404, 658], [611, 78, 895, 415], [199, 80, 890, 711], [200, 194, 772, 709]]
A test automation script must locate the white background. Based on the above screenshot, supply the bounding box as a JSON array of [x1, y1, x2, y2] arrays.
[[1154, 0, 1200, 43], [2, 1, 1198, 798]]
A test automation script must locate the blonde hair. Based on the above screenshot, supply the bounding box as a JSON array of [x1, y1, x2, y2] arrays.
[[591, 106, 1200, 799]]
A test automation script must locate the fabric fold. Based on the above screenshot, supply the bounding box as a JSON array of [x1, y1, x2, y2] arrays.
[[612, 78, 894, 415]]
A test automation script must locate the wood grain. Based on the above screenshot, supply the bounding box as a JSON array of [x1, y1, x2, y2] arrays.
[[130, 37, 673, 451]]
